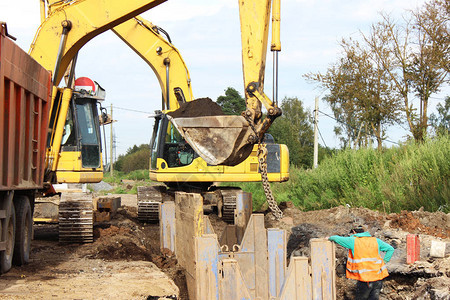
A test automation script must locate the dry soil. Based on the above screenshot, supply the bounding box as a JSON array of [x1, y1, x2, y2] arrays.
[[0, 192, 448, 300]]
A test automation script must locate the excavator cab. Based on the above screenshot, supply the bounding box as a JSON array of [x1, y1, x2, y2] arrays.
[[61, 94, 102, 168], [46, 87, 104, 183], [150, 112, 197, 171]]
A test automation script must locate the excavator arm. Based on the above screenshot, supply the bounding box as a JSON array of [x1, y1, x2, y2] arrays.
[[112, 16, 194, 110], [169, 0, 282, 166], [31, 0, 167, 86], [31, 0, 167, 178], [239, 0, 282, 140]]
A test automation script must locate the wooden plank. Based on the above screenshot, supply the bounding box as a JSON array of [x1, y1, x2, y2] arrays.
[[223, 214, 269, 299], [268, 228, 286, 298], [311, 238, 336, 300], [175, 192, 204, 300], [233, 214, 257, 298], [235, 191, 252, 244], [195, 234, 219, 300], [160, 201, 176, 253], [254, 214, 268, 300], [280, 256, 312, 300], [219, 259, 252, 300]]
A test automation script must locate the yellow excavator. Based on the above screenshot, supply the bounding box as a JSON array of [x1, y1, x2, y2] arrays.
[[32, 0, 287, 235], [30, 0, 169, 242], [33, 0, 168, 185], [111, 2, 288, 222]]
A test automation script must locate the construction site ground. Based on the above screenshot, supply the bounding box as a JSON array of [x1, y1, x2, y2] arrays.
[[0, 189, 449, 299]]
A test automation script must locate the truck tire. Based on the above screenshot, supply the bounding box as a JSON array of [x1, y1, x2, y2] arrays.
[[13, 196, 32, 266], [1, 204, 16, 274]]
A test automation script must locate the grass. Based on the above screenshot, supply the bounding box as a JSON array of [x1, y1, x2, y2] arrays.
[[100, 169, 153, 194], [231, 134, 450, 213], [99, 135, 449, 213], [103, 169, 151, 183]]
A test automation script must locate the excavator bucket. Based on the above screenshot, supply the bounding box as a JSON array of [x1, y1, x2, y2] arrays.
[[167, 98, 256, 166], [169, 115, 255, 166]]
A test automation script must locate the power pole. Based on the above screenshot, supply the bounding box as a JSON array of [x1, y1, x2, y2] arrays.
[[110, 104, 114, 176], [313, 97, 319, 169]]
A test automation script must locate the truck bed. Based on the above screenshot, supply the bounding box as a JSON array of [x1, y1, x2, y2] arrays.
[[0, 24, 51, 191]]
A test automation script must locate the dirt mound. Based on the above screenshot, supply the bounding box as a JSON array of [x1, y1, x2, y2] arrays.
[[287, 223, 321, 257], [152, 248, 178, 269], [94, 224, 131, 238], [96, 237, 152, 261], [168, 97, 224, 118], [388, 210, 450, 238], [90, 213, 179, 272]]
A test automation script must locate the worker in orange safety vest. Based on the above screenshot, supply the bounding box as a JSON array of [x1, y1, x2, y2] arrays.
[[329, 225, 395, 300]]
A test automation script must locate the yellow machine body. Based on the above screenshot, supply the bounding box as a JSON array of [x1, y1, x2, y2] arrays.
[[31, 0, 169, 185], [55, 151, 103, 183], [32, 0, 287, 186], [149, 146, 289, 183], [111, 17, 289, 184]]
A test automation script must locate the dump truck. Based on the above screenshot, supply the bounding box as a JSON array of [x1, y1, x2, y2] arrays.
[[0, 23, 52, 273]]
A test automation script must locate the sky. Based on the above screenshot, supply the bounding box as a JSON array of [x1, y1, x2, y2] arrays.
[[1, 0, 446, 161]]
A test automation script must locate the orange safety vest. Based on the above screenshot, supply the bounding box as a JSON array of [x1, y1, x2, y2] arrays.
[[346, 236, 389, 282]]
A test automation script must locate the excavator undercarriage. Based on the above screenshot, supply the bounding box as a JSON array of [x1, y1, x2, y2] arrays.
[[137, 184, 242, 224]]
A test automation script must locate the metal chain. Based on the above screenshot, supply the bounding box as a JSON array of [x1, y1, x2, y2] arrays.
[[243, 113, 283, 219], [257, 143, 283, 220]]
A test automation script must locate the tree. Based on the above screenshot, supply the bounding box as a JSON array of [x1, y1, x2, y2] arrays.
[[216, 87, 246, 115], [430, 96, 450, 135], [114, 144, 150, 172], [269, 97, 314, 167], [305, 38, 402, 150], [414, 0, 450, 74], [306, 1, 449, 145], [363, 1, 449, 142]]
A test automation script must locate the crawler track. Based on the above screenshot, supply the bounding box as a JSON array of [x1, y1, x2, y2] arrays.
[[58, 193, 93, 243]]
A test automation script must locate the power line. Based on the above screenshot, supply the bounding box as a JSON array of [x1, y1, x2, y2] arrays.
[[112, 105, 153, 115], [317, 110, 401, 146], [317, 126, 328, 148]]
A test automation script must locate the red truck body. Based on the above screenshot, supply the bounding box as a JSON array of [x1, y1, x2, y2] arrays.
[[0, 24, 51, 191]]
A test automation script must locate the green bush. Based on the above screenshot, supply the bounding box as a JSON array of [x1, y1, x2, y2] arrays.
[[114, 144, 150, 172], [229, 135, 450, 213], [103, 169, 150, 182]]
